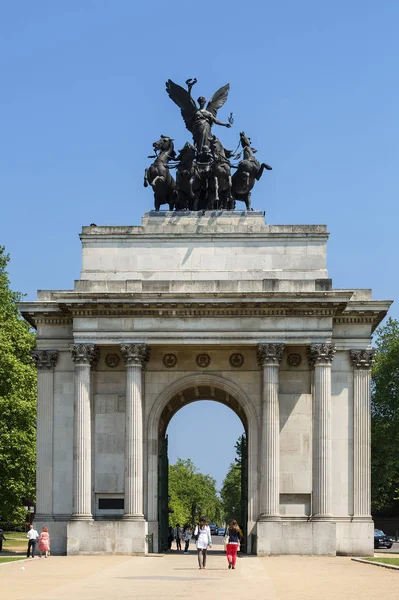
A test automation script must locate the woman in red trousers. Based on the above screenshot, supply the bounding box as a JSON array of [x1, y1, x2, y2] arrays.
[[225, 519, 243, 570]]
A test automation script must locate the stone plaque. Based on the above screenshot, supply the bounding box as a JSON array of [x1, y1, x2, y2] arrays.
[[196, 353, 211, 368], [163, 353, 178, 368]]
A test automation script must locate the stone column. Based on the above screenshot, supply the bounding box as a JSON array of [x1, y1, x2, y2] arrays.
[[308, 343, 336, 519], [69, 343, 99, 519], [350, 349, 375, 519], [257, 343, 284, 519], [31, 350, 58, 518], [121, 343, 149, 520]]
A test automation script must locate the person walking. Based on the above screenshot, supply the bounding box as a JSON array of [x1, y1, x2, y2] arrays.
[[174, 523, 182, 551], [26, 524, 39, 558], [167, 526, 174, 551], [194, 517, 211, 569], [0, 528, 6, 551], [182, 524, 192, 553], [37, 526, 51, 558], [225, 519, 243, 570]]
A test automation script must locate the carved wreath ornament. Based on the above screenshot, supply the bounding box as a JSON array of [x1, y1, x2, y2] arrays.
[[196, 353, 211, 368], [105, 354, 120, 368], [163, 354, 178, 368], [229, 353, 244, 368]]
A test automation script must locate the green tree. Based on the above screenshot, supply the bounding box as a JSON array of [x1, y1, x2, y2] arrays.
[[220, 433, 245, 522], [0, 246, 36, 522], [168, 458, 221, 527], [371, 318, 399, 515]]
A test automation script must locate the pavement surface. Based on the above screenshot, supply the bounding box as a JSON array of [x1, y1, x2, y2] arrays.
[[1, 545, 399, 600]]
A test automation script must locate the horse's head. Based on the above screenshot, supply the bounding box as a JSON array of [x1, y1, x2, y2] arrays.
[[153, 135, 176, 159], [177, 142, 196, 163], [240, 131, 251, 148]]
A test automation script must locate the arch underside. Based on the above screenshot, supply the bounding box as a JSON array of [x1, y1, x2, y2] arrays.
[[158, 384, 248, 438]]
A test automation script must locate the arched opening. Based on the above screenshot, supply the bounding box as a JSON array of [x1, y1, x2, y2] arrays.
[[156, 384, 250, 554]]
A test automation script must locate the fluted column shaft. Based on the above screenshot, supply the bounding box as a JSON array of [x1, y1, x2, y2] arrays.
[[351, 349, 375, 519], [70, 344, 98, 519], [121, 344, 149, 519], [308, 343, 336, 519], [257, 344, 284, 519], [31, 350, 58, 518]]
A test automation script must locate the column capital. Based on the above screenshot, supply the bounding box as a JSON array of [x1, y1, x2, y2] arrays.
[[69, 343, 99, 366], [350, 349, 375, 370], [31, 349, 58, 370], [307, 343, 336, 367], [121, 343, 149, 367], [257, 343, 285, 366]]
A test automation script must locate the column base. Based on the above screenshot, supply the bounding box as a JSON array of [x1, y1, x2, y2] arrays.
[[311, 514, 334, 521], [351, 515, 373, 522], [70, 514, 93, 521], [123, 514, 145, 522], [258, 514, 281, 522]]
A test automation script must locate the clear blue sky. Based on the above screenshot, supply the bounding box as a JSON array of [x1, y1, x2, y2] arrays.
[[1, 1, 398, 488]]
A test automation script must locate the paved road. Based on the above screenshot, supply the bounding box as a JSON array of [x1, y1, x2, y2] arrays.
[[375, 540, 399, 554], [1, 550, 398, 600]]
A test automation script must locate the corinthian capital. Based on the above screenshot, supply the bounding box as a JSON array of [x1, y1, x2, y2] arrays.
[[31, 349, 58, 370], [307, 343, 336, 367], [120, 343, 149, 367], [350, 349, 375, 370], [257, 343, 285, 366], [69, 343, 99, 366]]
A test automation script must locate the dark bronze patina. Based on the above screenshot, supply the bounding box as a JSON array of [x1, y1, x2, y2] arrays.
[[144, 79, 272, 211]]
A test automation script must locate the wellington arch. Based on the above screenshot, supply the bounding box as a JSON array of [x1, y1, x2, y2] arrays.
[[21, 211, 391, 556]]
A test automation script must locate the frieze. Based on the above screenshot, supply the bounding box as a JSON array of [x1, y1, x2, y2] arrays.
[[196, 353, 211, 368], [31, 349, 59, 370], [163, 353, 178, 368], [257, 344, 285, 366], [120, 343, 149, 367], [350, 349, 375, 370], [229, 353, 244, 368], [307, 343, 336, 367], [69, 343, 99, 366]]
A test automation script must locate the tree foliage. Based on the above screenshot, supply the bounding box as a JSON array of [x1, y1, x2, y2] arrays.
[[0, 246, 36, 521], [168, 458, 221, 527], [220, 434, 245, 522], [371, 318, 399, 515]]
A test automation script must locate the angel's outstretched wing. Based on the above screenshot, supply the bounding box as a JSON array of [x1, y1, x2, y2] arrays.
[[207, 84, 230, 118], [165, 80, 197, 131]]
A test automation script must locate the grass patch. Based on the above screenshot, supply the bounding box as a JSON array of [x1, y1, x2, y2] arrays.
[[364, 557, 399, 566], [0, 557, 26, 563], [2, 531, 27, 550]]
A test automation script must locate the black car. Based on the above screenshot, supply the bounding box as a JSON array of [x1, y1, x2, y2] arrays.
[[209, 523, 218, 535], [374, 529, 393, 549]]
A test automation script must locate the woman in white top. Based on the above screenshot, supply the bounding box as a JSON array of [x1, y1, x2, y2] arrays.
[[194, 517, 212, 569]]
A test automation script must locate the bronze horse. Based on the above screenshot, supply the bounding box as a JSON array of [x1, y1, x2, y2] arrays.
[[144, 135, 177, 211], [208, 136, 234, 210], [175, 143, 203, 211], [232, 132, 272, 210]]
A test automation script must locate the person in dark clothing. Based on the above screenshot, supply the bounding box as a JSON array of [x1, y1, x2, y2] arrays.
[[0, 529, 6, 551], [167, 526, 174, 550], [225, 519, 243, 569]]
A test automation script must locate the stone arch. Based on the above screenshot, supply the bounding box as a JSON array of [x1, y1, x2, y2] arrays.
[[145, 373, 260, 546]]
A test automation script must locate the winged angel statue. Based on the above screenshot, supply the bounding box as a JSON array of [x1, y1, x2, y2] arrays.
[[165, 78, 233, 156], [144, 78, 272, 211]]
